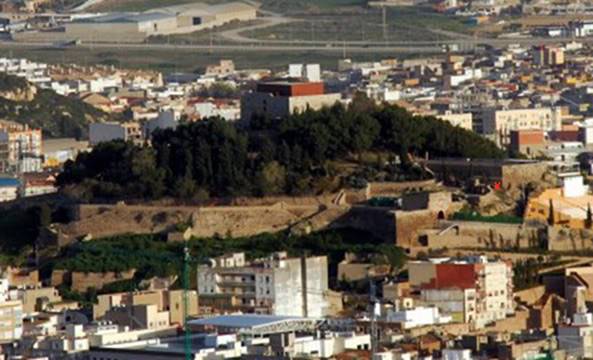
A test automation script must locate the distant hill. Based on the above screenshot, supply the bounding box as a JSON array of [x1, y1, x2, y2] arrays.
[[0, 73, 114, 139]]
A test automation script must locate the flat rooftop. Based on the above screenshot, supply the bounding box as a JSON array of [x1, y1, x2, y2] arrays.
[[425, 158, 542, 166], [189, 314, 318, 335], [190, 314, 300, 329]]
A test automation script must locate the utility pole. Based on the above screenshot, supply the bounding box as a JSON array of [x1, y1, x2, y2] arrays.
[[369, 278, 378, 356], [382, 6, 387, 42], [183, 241, 191, 360], [209, 30, 213, 54]]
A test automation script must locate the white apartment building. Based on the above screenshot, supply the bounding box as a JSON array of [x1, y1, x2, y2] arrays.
[[384, 306, 452, 329], [442, 349, 472, 360], [0, 278, 23, 343], [480, 107, 562, 146], [89, 122, 142, 146], [0, 178, 19, 202], [193, 102, 241, 121], [198, 252, 337, 317], [0, 58, 51, 84], [0, 127, 42, 173], [240, 82, 341, 124], [409, 256, 514, 329]]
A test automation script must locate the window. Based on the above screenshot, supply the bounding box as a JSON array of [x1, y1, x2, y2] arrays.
[[193, 17, 202, 25]]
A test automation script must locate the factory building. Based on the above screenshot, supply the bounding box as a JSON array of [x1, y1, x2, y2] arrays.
[[14, 2, 257, 43]]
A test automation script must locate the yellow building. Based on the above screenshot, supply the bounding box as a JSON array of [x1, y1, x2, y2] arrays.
[[94, 289, 198, 327], [526, 175, 593, 229], [0, 300, 23, 343]]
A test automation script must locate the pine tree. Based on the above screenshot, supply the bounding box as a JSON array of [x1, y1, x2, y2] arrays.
[[548, 199, 555, 226], [586, 203, 592, 229]]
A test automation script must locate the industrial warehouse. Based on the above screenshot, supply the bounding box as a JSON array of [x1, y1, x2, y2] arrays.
[[11, 1, 257, 43]]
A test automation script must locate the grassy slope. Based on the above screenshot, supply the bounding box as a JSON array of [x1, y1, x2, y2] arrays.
[[250, 6, 468, 42]]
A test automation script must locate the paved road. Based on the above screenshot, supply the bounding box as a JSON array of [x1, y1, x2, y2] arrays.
[[0, 39, 450, 54], [1, 31, 591, 55], [218, 16, 295, 43], [71, 0, 105, 12]]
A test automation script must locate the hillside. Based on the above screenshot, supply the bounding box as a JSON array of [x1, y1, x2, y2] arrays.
[[0, 73, 113, 138], [57, 97, 506, 201]]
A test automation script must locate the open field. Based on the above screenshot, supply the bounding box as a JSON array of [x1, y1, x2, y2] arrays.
[[241, 6, 469, 43], [260, 0, 366, 13], [0, 46, 411, 73], [147, 20, 265, 44]]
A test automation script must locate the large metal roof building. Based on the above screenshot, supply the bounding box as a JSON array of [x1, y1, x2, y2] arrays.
[[189, 314, 318, 335]]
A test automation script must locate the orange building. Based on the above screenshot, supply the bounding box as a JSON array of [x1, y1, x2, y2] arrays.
[[509, 130, 545, 157], [525, 175, 593, 229]]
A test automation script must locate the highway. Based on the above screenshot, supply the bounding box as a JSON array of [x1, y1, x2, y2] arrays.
[[0, 39, 444, 54], [0, 35, 590, 55]]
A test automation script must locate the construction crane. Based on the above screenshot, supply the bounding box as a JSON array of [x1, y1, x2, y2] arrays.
[[183, 240, 192, 360]]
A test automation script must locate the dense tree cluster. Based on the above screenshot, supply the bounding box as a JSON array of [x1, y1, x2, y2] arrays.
[[0, 73, 28, 92], [513, 256, 562, 290], [51, 228, 405, 282], [58, 141, 166, 200], [55, 234, 178, 278], [0, 204, 51, 265], [58, 99, 505, 200]]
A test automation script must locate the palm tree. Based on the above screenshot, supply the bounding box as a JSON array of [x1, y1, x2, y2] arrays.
[[548, 199, 555, 226]]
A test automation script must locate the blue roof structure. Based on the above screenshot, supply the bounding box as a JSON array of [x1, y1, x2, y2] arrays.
[[0, 178, 19, 187]]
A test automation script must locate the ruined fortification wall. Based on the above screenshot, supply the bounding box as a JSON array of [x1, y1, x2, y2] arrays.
[[50, 268, 136, 292], [547, 227, 593, 251], [501, 163, 548, 190], [190, 204, 321, 238], [423, 221, 542, 250], [70, 269, 136, 292], [329, 206, 397, 243], [395, 210, 438, 248], [57, 202, 402, 245], [368, 180, 439, 197], [59, 204, 195, 243]]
